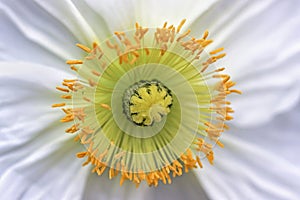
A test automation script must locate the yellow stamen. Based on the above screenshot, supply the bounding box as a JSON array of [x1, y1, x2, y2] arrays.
[[91, 70, 101, 76], [202, 30, 209, 40], [66, 60, 83, 65], [176, 29, 191, 42], [76, 43, 92, 53], [51, 103, 66, 108], [56, 86, 69, 93], [177, 19, 186, 33], [100, 103, 111, 110], [229, 89, 242, 94], [210, 47, 224, 55], [61, 95, 72, 99], [70, 65, 78, 71]]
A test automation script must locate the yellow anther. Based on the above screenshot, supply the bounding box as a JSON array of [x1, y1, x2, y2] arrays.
[[66, 60, 83, 65], [229, 89, 242, 94], [51, 103, 66, 108], [210, 47, 224, 55], [76, 43, 91, 53], [177, 19, 186, 33], [202, 30, 209, 40], [56, 86, 69, 93], [91, 70, 101, 76], [216, 140, 224, 148], [70, 65, 78, 71], [61, 95, 72, 99], [176, 29, 191, 42], [100, 103, 111, 110]]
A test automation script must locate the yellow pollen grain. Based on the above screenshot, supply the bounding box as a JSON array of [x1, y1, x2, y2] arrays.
[[91, 70, 101, 76], [176, 29, 191, 42], [214, 53, 226, 59], [163, 22, 168, 28], [216, 140, 225, 148], [88, 79, 97, 87], [61, 95, 72, 99], [229, 89, 242, 94], [100, 103, 111, 110], [222, 75, 231, 83], [66, 60, 83, 65], [51, 103, 66, 108], [76, 43, 92, 53], [202, 30, 209, 40], [65, 124, 79, 133], [56, 86, 69, 93], [83, 97, 92, 102], [63, 79, 77, 82], [201, 39, 213, 47], [215, 67, 225, 72], [177, 19, 186, 33], [144, 48, 150, 55], [70, 65, 78, 71], [210, 47, 224, 55]]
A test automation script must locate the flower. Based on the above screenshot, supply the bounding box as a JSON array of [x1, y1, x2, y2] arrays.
[[51, 19, 240, 187], [1, 0, 300, 199]]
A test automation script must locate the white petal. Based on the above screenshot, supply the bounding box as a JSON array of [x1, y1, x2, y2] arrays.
[[0, 137, 90, 199], [84, 0, 218, 31], [230, 79, 300, 127], [83, 171, 147, 200], [84, 169, 209, 200], [144, 172, 209, 200], [0, 62, 73, 161], [0, 0, 105, 70], [0, 1, 79, 66], [196, 104, 300, 200], [0, 61, 70, 164], [188, 0, 300, 126], [33, 0, 102, 44], [0, 62, 88, 199]]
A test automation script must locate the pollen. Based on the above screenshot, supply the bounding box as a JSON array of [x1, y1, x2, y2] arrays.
[[52, 19, 240, 187]]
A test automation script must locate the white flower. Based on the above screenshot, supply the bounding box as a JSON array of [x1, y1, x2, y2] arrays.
[[1, 0, 300, 199]]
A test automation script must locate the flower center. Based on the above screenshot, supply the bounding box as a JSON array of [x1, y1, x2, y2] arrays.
[[52, 19, 241, 187], [123, 79, 173, 126]]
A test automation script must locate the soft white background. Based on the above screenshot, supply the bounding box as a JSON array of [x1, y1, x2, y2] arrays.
[[0, 0, 300, 200]]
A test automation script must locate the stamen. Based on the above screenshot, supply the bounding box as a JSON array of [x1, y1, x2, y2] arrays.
[[177, 19, 186, 33], [61, 95, 72, 99], [66, 60, 83, 65], [202, 30, 209, 40], [210, 47, 224, 55], [91, 70, 101, 76], [70, 65, 78, 71], [100, 103, 111, 110], [76, 43, 92, 53], [176, 29, 191, 42], [51, 103, 66, 108]]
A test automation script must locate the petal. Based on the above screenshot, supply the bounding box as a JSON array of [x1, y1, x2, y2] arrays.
[[144, 172, 209, 200], [84, 0, 218, 31], [0, 61, 74, 172], [195, 104, 300, 200], [84, 169, 209, 200], [0, 1, 76, 66], [83, 171, 148, 200], [0, 0, 105, 70], [0, 62, 91, 198], [229, 79, 300, 127], [33, 0, 104, 43], [0, 137, 90, 199], [188, 0, 300, 126]]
